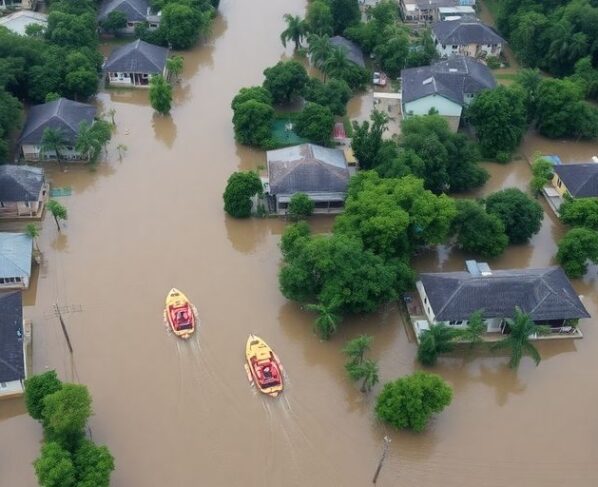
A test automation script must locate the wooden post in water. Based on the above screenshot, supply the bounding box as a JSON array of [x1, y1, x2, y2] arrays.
[[55, 303, 73, 354], [372, 435, 391, 484]]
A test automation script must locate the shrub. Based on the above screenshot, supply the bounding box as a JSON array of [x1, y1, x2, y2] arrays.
[[24, 370, 63, 421], [223, 171, 263, 218], [288, 192, 314, 220], [294, 102, 334, 146]]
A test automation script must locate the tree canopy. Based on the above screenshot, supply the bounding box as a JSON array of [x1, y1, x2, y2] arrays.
[[149, 75, 173, 115], [417, 325, 458, 366], [24, 370, 63, 421], [560, 198, 598, 230], [288, 192, 314, 220], [223, 171, 263, 218], [232, 99, 274, 147], [329, 0, 360, 35], [303, 78, 352, 116], [294, 102, 334, 146], [263, 61, 309, 104], [556, 227, 598, 278], [231, 86, 272, 111]]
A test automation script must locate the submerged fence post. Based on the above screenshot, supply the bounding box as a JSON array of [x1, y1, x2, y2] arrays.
[[372, 435, 391, 484]]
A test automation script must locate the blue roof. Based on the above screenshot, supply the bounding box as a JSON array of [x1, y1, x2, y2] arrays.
[[0, 233, 32, 280]]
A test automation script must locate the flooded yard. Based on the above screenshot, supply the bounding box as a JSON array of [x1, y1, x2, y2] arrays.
[[1, 0, 598, 486]]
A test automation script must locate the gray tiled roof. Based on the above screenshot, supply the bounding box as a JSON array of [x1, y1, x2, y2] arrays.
[[267, 144, 349, 195], [401, 56, 496, 105], [329, 36, 365, 68], [553, 163, 598, 198], [19, 98, 96, 145], [0, 291, 24, 383], [432, 18, 504, 45], [420, 266, 590, 322], [104, 39, 168, 74], [0, 165, 45, 202], [98, 0, 149, 22], [0, 233, 32, 280]]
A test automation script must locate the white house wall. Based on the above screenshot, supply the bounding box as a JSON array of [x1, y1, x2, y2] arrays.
[[403, 95, 463, 118], [21, 144, 83, 161], [0, 380, 23, 398], [434, 40, 503, 59]]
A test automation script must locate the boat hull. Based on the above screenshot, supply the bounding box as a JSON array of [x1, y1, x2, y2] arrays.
[[245, 334, 284, 397], [164, 288, 196, 339]]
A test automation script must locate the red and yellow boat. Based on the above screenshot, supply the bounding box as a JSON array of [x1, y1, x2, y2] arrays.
[[245, 334, 284, 397], [164, 288, 196, 339]]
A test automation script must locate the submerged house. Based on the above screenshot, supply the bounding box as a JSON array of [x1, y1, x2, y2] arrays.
[[104, 39, 169, 87], [400, 0, 476, 24], [18, 98, 97, 162], [329, 36, 365, 68], [266, 143, 350, 215], [401, 56, 496, 131], [416, 261, 590, 337], [0, 10, 47, 35], [0, 233, 33, 289], [98, 0, 160, 34], [0, 165, 47, 219], [432, 18, 504, 58], [0, 0, 37, 10], [551, 161, 598, 199], [0, 291, 27, 399]]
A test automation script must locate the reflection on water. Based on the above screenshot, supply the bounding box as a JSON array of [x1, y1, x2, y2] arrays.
[[152, 113, 177, 148]]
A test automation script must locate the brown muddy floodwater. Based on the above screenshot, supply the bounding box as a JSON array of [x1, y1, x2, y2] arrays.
[[1, 1, 598, 486]]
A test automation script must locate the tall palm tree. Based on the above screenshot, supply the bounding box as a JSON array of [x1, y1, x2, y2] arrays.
[[491, 307, 550, 369], [75, 121, 102, 163], [47, 200, 67, 232], [280, 14, 305, 50], [41, 127, 68, 166], [166, 55, 184, 82], [322, 47, 351, 80], [307, 34, 332, 68], [305, 301, 341, 339], [25, 223, 40, 252], [345, 359, 379, 393], [342, 335, 373, 365], [458, 310, 486, 350], [417, 324, 458, 366]]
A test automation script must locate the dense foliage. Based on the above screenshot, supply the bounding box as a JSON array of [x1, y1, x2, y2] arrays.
[[232, 99, 274, 147], [375, 372, 453, 432], [556, 227, 598, 278], [263, 61, 309, 104], [149, 75, 173, 114], [303, 78, 352, 116], [231, 86, 273, 111], [560, 198, 598, 230], [417, 325, 458, 366], [288, 192, 314, 220], [530, 155, 554, 194], [222, 171, 263, 218], [294, 102, 334, 146], [24, 371, 63, 421]]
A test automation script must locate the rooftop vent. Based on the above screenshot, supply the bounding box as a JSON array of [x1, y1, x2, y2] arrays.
[[465, 260, 492, 276], [449, 68, 458, 72], [592, 156, 598, 163], [422, 77, 434, 85]]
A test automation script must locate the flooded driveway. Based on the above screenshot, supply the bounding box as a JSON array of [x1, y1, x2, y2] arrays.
[[1, 0, 598, 486]]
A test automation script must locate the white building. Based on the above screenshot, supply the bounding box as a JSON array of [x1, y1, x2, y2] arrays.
[[432, 18, 505, 59], [104, 39, 169, 88]]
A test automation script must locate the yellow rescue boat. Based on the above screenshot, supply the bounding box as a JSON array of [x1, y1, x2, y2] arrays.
[[245, 334, 284, 397], [164, 288, 196, 339]]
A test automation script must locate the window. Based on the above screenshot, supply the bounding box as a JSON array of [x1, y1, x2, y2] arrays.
[[557, 179, 562, 188], [452, 45, 458, 49], [442, 44, 446, 49], [142, 73, 149, 79], [127, 22, 134, 27], [424, 297, 427, 304], [448, 320, 465, 326], [0, 382, 6, 389]]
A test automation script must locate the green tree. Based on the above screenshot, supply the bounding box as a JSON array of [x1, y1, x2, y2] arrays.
[[149, 75, 172, 115], [263, 61, 309, 104], [347, 359, 379, 393], [73, 439, 115, 487], [452, 200, 508, 258], [26, 223, 40, 252], [530, 155, 554, 195], [305, 1, 333, 36], [76, 121, 112, 163], [373, 27, 410, 77], [24, 371, 63, 421], [342, 335, 373, 365], [294, 102, 334, 146], [458, 310, 486, 350], [222, 171, 263, 218], [288, 192, 314, 220], [304, 78, 352, 116], [47, 200, 68, 232], [560, 198, 598, 230], [322, 46, 352, 80], [329, 0, 360, 35], [159, 3, 210, 49], [491, 307, 550, 369], [305, 301, 342, 339], [416, 324, 458, 366], [41, 127, 68, 164], [515, 68, 542, 122], [556, 228, 598, 278], [375, 372, 453, 432], [307, 34, 333, 68], [485, 188, 544, 244], [45, 92, 61, 103], [231, 86, 272, 111], [101, 11, 127, 35], [467, 86, 528, 160], [280, 14, 305, 50], [232, 100, 274, 147], [166, 55, 184, 82], [34, 442, 75, 487], [42, 384, 92, 450], [351, 110, 389, 170]]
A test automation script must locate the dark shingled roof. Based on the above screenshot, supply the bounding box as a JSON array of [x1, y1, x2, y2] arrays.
[[553, 163, 598, 198], [0, 291, 24, 383], [104, 39, 168, 74], [267, 144, 349, 195], [19, 98, 96, 145], [401, 56, 496, 105], [420, 267, 591, 322], [432, 18, 504, 45], [329, 36, 365, 68], [0, 165, 45, 202], [98, 0, 149, 22]]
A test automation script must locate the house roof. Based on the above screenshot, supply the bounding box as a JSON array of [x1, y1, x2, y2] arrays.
[[432, 18, 504, 45], [0, 233, 32, 280], [401, 56, 496, 105], [0, 165, 45, 202], [104, 39, 168, 74], [98, 0, 150, 22], [0, 291, 24, 383], [267, 144, 349, 195], [0, 10, 48, 36], [19, 98, 96, 145], [407, 0, 464, 8], [329, 36, 365, 68], [420, 266, 591, 322], [553, 163, 598, 198]]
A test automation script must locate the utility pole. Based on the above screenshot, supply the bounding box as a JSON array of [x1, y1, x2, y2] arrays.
[[54, 303, 73, 354], [372, 435, 391, 484]]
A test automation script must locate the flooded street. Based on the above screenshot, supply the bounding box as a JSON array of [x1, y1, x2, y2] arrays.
[[1, 0, 598, 485]]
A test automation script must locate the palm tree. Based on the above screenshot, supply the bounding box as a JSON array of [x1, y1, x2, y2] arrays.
[[345, 359, 379, 393], [342, 335, 373, 365], [322, 47, 351, 80], [417, 324, 458, 366], [280, 14, 305, 50], [75, 121, 102, 163], [458, 310, 486, 350], [307, 34, 332, 68], [166, 55, 184, 82], [491, 307, 550, 369], [25, 223, 40, 252], [47, 200, 67, 232], [305, 301, 341, 339], [41, 127, 68, 166]]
